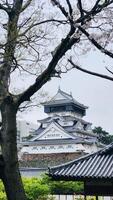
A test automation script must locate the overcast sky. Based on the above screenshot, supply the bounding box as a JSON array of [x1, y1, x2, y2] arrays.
[[12, 0, 113, 134], [0, 2, 113, 135], [19, 48, 113, 134]]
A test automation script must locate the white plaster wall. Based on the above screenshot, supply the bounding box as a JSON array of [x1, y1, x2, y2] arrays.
[[21, 143, 86, 154], [48, 111, 82, 118]]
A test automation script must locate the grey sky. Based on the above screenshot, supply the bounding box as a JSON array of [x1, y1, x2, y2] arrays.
[[6, 0, 112, 134], [21, 48, 113, 134]]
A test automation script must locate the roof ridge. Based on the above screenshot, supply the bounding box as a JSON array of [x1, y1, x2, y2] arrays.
[[58, 89, 72, 100], [49, 143, 113, 171], [44, 89, 72, 104], [58, 89, 88, 109], [43, 89, 88, 109]]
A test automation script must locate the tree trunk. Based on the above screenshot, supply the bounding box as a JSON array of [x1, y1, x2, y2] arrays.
[[1, 102, 27, 200]]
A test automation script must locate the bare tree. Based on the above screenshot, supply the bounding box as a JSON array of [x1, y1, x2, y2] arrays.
[[0, 0, 113, 200]]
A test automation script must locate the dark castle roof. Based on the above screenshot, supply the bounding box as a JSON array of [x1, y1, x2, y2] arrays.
[[49, 142, 113, 181], [43, 88, 88, 109], [38, 115, 91, 125]]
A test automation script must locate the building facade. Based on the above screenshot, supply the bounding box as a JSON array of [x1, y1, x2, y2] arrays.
[[20, 89, 103, 167]]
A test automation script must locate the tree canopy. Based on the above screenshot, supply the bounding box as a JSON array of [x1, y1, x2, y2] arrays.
[[93, 126, 113, 144]]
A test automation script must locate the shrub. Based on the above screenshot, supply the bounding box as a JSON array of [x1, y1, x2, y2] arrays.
[[23, 177, 50, 200], [0, 176, 84, 200], [41, 175, 84, 194], [0, 181, 6, 200]]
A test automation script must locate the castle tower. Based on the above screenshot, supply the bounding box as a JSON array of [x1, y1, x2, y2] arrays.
[[43, 88, 88, 118], [20, 89, 103, 167]]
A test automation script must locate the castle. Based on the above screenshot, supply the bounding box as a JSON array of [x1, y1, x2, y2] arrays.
[[20, 89, 103, 167]]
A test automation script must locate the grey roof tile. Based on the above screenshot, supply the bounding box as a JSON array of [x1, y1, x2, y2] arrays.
[[43, 89, 88, 109], [37, 115, 92, 126], [49, 142, 113, 180], [22, 137, 94, 146]]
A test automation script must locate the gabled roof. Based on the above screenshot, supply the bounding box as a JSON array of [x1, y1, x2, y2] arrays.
[[43, 89, 88, 109], [49, 142, 113, 181], [30, 121, 75, 142], [36, 115, 95, 138]]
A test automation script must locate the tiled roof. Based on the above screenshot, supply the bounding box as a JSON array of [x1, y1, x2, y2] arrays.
[[22, 137, 95, 146], [43, 89, 88, 109], [35, 120, 94, 139], [31, 117, 96, 143], [30, 121, 96, 143], [34, 127, 44, 135], [38, 115, 91, 125], [49, 142, 113, 180]]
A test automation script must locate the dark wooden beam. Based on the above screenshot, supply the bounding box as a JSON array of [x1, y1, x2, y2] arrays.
[[84, 180, 113, 196]]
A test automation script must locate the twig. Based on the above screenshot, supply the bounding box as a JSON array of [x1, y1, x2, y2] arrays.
[[78, 25, 113, 59], [68, 59, 113, 81]]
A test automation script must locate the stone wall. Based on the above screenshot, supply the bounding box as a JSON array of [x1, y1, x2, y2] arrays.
[[20, 152, 85, 168]]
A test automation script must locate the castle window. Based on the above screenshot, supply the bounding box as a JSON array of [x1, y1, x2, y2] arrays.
[[41, 146, 46, 149], [49, 146, 55, 149], [84, 124, 87, 130], [63, 122, 68, 125], [50, 106, 66, 112], [67, 145, 73, 148], [32, 147, 37, 150], [58, 145, 63, 149]]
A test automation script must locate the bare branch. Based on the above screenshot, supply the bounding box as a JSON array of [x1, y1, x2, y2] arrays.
[[75, 0, 113, 24], [68, 59, 113, 82], [13, 0, 23, 9], [19, 104, 39, 112], [66, 0, 73, 17], [92, 0, 101, 11], [78, 25, 113, 59], [51, 0, 69, 18], [77, 0, 84, 18], [16, 31, 80, 106], [14, 0, 113, 107], [0, 3, 11, 13], [106, 67, 113, 75], [21, 0, 32, 12], [51, 0, 74, 29], [17, 64, 38, 76], [19, 19, 67, 37], [51, 0, 76, 33]]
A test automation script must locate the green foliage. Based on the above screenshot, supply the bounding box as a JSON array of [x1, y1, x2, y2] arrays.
[[0, 178, 50, 200], [0, 192, 6, 200], [0, 181, 6, 200], [0, 176, 84, 200], [93, 126, 113, 145], [49, 181, 83, 194], [41, 175, 84, 194], [23, 177, 50, 200]]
